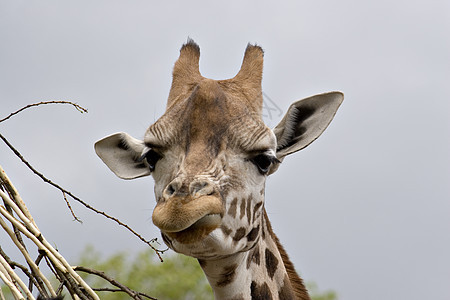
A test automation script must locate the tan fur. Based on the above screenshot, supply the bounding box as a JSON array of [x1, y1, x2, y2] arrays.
[[167, 39, 202, 109], [225, 44, 264, 115], [167, 41, 264, 117]]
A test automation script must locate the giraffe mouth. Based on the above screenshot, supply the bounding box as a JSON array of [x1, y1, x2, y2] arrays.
[[162, 213, 222, 244], [152, 195, 224, 243], [187, 213, 222, 229]]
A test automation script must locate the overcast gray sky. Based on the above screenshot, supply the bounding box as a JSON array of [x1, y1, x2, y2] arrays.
[[1, 1, 449, 299]]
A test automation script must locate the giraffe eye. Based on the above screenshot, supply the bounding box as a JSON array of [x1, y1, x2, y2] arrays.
[[251, 153, 278, 175], [144, 149, 162, 172]]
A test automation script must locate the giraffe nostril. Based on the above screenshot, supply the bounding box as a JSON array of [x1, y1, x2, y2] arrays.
[[166, 184, 176, 196], [163, 179, 183, 198]]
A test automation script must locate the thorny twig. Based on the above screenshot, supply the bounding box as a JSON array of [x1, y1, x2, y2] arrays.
[[62, 191, 83, 223], [90, 288, 157, 299], [74, 266, 158, 300], [0, 101, 167, 261], [0, 100, 87, 123]]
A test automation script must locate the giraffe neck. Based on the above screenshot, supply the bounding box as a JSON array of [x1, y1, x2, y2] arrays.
[[198, 209, 310, 300]]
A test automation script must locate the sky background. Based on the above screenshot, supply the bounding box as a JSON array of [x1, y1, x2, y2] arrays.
[[1, 1, 449, 299]]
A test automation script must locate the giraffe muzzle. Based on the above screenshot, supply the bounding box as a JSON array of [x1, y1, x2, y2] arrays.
[[152, 194, 224, 235]]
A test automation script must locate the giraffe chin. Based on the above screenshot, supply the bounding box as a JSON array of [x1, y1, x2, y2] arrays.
[[162, 214, 222, 244]]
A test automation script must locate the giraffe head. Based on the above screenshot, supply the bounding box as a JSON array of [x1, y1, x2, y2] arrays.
[[95, 40, 343, 259]]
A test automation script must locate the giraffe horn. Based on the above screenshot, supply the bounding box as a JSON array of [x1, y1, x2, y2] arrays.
[[232, 44, 264, 114], [167, 39, 202, 108]]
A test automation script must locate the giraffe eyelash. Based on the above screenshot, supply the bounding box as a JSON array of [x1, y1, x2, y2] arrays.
[[139, 148, 163, 172], [249, 151, 280, 175]]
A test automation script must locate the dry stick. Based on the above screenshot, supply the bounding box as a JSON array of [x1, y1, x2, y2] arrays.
[[53, 267, 91, 300], [0, 173, 48, 297], [0, 247, 38, 288], [0, 190, 40, 242], [0, 215, 56, 297], [0, 254, 34, 300], [0, 166, 37, 229], [0, 190, 64, 296], [0, 101, 87, 123], [0, 260, 14, 292], [74, 266, 158, 300], [62, 191, 82, 223], [12, 261, 41, 297], [1, 244, 47, 297], [53, 269, 80, 300], [0, 205, 58, 294], [0, 269, 25, 300], [0, 185, 46, 296], [0, 183, 31, 264], [38, 239, 99, 300], [33, 254, 51, 297], [0, 191, 99, 300], [0, 260, 12, 283], [89, 288, 157, 300], [0, 207, 82, 299], [1, 198, 29, 258], [0, 135, 166, 262]]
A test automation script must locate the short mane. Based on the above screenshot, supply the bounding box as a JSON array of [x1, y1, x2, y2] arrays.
[[264, 210, 310, 300]]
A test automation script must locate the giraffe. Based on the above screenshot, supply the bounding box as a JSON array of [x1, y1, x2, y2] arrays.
[[95, 40, 343, 300]]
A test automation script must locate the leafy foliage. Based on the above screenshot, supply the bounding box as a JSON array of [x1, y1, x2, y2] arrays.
[[307, 282, 338, 300], [77, 246, 337, 300]]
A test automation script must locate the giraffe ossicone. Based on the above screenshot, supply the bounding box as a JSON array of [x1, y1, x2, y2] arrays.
[[95, 40, 343, 300]]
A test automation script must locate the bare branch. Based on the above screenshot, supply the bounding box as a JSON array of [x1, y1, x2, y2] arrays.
[[0, 101, 87, 123], [74, 266, 158, 300], [0, 133, 167, 261], [62, 191, 82, 223], [91, 288, 157, 300], [1, 166, 98, 299]]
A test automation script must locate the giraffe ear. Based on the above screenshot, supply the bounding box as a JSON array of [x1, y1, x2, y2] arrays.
[[94, 132, 151, 179], [273, 91, 344, 161]]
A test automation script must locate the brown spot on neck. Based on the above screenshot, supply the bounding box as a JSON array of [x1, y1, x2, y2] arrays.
[[250, 281, 273, 300], [265, 248, 279, 279]]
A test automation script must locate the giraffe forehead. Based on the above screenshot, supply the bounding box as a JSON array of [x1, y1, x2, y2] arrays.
[[146, 79, 275, 153], [184, 81, 232, 142]]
